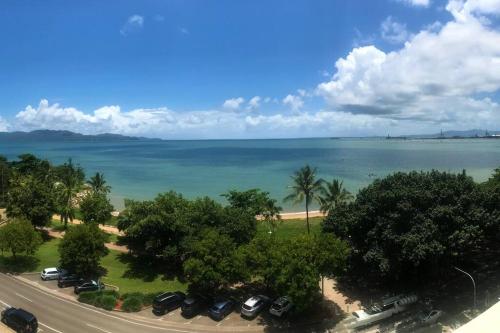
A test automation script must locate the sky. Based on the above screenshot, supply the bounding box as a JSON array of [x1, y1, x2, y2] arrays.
[[0, 0, 500, 139]]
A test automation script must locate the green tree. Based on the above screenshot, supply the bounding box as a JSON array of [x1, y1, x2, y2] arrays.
[[0, 219, 42, 258], [55, 159, 84, 229], [323, 170, 494, 284], [80, 192, 114, 225], [0, 156, 11, 207], [58, 223, 109, 278], [88, 172, 111, 194], [315, 233, 350, 296], [222, 189, 277, 216], [7, 174, 56, 228], [284, 165, 324, 234], [183, 229, 247, 294], [318, 179, 352, 215]]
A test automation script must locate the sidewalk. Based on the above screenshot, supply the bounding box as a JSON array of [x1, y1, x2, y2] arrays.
[[44, 227, 128, 253]]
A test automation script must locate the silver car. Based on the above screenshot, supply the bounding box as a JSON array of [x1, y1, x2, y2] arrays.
[[241, 295, 270, 318], [41, 267, 67, 281]]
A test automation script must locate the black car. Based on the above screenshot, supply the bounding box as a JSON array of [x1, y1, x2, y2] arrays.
[[152, 292, 186, 315], [208, 298, 234, 321], [1, 307, 38, 333], [181, 295, 209, 318], [74, 280, 105, 294], [58, 274, 83, 288]]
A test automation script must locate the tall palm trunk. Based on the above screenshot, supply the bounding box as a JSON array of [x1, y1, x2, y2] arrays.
[[305, 195, 310, 235]]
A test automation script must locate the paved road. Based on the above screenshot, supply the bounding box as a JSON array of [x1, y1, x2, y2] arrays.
[[0, 273, 240, 333]]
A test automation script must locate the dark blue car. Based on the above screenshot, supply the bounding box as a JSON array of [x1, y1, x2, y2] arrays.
[[208, 299, 234, 321]]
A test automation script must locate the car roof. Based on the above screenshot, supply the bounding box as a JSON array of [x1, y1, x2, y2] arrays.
[[156, 292, 175, 301], [213, 300, 230, 309], [244, 296, 261, 307], [13, 308, 36, 321], [44, 267, 58, 272], [274, 296, 289, 305]]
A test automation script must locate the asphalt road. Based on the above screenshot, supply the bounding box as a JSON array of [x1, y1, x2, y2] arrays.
[[0, 273, 229, 333]]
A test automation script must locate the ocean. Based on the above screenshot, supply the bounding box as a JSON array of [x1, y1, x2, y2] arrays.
[[0, 138, 499, 211]]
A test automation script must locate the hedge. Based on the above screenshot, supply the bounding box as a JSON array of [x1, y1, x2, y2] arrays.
[[78, 290, 119, 311]]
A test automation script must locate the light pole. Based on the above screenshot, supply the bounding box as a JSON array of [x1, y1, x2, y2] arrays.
[[454, 266, 476, 310]]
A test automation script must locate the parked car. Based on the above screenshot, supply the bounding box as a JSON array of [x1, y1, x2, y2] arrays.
[[181, 295, 209, 318], [152, 292, 186, 315], [269, 296, 293, 318], [419, 309, 443, 325], [241, 295, 271, 318], [40, 267, 67, 281], [209, 298, 234, 321], [74, 280, 105, 294], [57, 274, 83, 288], [1, 307, 38, 333]]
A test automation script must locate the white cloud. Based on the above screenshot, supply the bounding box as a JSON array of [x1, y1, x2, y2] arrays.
[[120, 15, 144, 36], [179, 27, 189, 35], [247, 96, 261, 110], [317, 0, 500, 130], [380, 16, 411, 44], [222, 97, 245, 110], [12, 99, 405, 139], [0, 116, 9, 132], [397, 0, 431, 7], [282, 94, 304, 111]]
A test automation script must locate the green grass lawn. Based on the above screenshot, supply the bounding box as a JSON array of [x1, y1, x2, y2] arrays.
[[0, 236, 185, 294], [257, 217, 323, 239]]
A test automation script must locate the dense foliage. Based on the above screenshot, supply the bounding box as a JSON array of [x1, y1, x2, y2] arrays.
[[59, 223, 109, 278], [323, 170, 500, 284], [80, 192, 114, 225], [0, 219, 42, 258]]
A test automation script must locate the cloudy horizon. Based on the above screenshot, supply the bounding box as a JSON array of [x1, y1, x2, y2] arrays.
[[1, 0, 500, 139]]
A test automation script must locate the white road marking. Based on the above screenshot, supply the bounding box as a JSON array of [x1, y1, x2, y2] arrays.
[[194, 315, 202, 320], [15, 292, 33, 303], [168, 311, 175, 316], [183, 320, 192, 324], [1, 273, 193, 333], [0, 299, 11, 308], [87, 323, 113, 333], [216, 321, 222, 326], [224, 315, 231, 321], [39, 322, 64, 333]]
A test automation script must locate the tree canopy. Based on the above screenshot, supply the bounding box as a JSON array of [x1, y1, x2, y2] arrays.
[[0, 219, 42, 258], [322, 170, 499, 284], [59, 223, 109, 278]]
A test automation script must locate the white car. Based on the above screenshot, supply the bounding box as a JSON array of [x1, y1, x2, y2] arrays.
[[241, 295, 270, 318], [419, 309, 443, 325], [41, 267, 67, 281]]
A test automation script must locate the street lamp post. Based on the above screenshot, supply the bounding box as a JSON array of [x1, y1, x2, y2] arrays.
[[454, 266, 476, 310]]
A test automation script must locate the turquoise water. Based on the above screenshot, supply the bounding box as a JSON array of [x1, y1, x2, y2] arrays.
[[0, 138, 499, 211]]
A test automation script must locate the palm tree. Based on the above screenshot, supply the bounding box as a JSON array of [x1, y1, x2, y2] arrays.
[[284, 165, 324, 235], [261, 198, 282, 236], [56, 159, 84, 229], [88, 172, 111, 194], [318, 179, 353, 215]]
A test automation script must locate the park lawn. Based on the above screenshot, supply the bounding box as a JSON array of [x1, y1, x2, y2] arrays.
[[257, 216, 323, 239], [101, 251, 187, 294]]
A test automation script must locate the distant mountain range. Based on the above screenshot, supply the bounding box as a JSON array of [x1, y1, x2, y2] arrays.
[[0, 130, 157, 142]]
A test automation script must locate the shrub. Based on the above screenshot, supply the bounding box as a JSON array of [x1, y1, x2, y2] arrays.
[[121, 296, 142, 312], [97, 295, 117, 311]]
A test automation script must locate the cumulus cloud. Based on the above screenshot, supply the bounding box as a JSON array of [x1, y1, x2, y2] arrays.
[[120, 15, 144, 36], [0, 116, 9, 132], [317, 0, 500, 129], [12, 99, 407, 139], [247, 96, 261, 110], [222, 97, 245, 110], [282, 94, 304, 111], [397, 0, 431, 7], [381, 16, 411, 44]]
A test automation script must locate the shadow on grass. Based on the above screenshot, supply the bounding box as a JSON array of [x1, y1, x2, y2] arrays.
[[116, 253, 185, 283], [0, 255, 40, 274]]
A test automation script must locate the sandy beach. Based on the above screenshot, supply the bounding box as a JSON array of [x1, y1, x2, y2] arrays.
[[279, 210, 325, 220]]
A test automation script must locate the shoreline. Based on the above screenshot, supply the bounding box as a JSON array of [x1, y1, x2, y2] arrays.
[[112, 209, 326, 220]]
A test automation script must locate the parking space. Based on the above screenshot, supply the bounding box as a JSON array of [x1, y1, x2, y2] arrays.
[[136, 304, 289, 329], [20, 273, 77, 298]]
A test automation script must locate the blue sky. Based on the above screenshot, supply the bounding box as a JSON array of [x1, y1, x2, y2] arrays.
[[1, 0, 499, 139]]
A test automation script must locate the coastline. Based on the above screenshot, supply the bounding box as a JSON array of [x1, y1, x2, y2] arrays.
[[112, 209, 325, 220]]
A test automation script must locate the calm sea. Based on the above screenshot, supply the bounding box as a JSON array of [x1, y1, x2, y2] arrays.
[[0, 138, 499, 211]]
